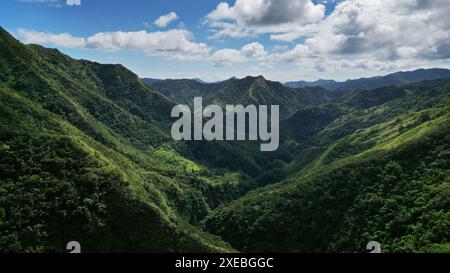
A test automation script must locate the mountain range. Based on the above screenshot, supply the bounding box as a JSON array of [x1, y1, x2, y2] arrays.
[[146, 76, 342, 118], [1, 27, 449, 253], [285, 68, 450, 91]]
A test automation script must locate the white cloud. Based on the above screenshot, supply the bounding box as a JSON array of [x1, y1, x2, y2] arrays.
[[265, 0, 450, 78], [241, 42, 266, 58], [205, 2, 235, 21], [18, 0, 60, 7], [211, 42, 267, 66], [17, 28, 86, 48], [85, 30, 210, 58], [19, 0, 80, 6], [211, 48, 243, 67], [206, 0, 325, 26], [154, 12, 179, 28], [16, 28, 210, 60], [13, 0, 450, 81], [66, 0, 80, 5], [205, 0, 325, 39]]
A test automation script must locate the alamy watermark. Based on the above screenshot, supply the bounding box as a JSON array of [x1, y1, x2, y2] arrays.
[[171, 97, 279, 151], [66, 241, 81, 253], [367, 241, 381, 253]]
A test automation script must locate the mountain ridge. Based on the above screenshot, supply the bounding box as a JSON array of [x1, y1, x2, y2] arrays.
[[1, 26, 449, 253], [0, 26, 234, 252], [285, 68, 450, 90], [147, 75, 339, 118]]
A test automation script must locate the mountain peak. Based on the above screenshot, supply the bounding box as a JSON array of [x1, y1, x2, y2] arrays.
[[253, 75, 270, 87], [242, 75, 266, 81]]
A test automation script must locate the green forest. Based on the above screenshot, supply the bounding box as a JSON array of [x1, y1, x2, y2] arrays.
[[0, 27, 449, 253]]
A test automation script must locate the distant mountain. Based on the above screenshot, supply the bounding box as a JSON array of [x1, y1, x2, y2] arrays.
[[284, 79, 340, 89], [285, 68, 450, 90], [211, 76, 341, 117], [194, 78, 208, 84], [141, 78, 160, 85], [149, 78, 219, 105], [142, 77, 209, 86], [148, 75, 340, 117]]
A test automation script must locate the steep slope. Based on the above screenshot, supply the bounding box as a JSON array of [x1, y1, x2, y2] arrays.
[[232, 77, 335, 117], [285, 68, 450, 91], [0, 27, 233, 252], [205, 119, 450, 252], [204, 79, 450, 253]]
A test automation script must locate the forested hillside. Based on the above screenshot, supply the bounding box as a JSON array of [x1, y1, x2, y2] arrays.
[[0, 27, 233, 252], [204, 79, 450, 252], [147, 76, 338, 118], [1, 26, 449, 253]]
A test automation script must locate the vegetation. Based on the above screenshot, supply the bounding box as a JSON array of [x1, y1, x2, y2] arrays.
[[204, 79, 450, 253], [205, 120, 450, 252], [147, 75, 337, 118], [0, 27, 232, 252], [1, 26, 449, 253]]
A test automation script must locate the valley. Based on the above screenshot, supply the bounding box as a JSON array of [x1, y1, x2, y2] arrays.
[[1, 26, 449, 253]]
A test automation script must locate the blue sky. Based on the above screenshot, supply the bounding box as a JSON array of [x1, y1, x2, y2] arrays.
[[1, 0, 450, 82]]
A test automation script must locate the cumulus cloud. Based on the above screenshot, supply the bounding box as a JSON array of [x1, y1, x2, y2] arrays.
[[16, 28, 210, 60], [207, 0, 325, 26], [205, 0, 450, 75], [265, 0, 450, 77], [17, 28, 86, 48], [211, 42, 267, 66], [211, 49, 243, 67], [154, 12, 179, 28], [241, 42, 266, 58], [13, 0, 450, 80], [86, 29, 210, 59], [205, 0, 325, 39]]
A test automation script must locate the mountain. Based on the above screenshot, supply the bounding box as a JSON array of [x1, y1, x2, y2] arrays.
[[148, 75, 341, 118], [285, 68, 450, 91], [141, 78, 160, 85], [0, 27, 234, 252], [129, 67, 450, 253], [148, 78, 219, 105], [205, 78, 450, 252], [1, 26, 449, 253], [194, 78, 208, 84], [284, 79, 339, 89]]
